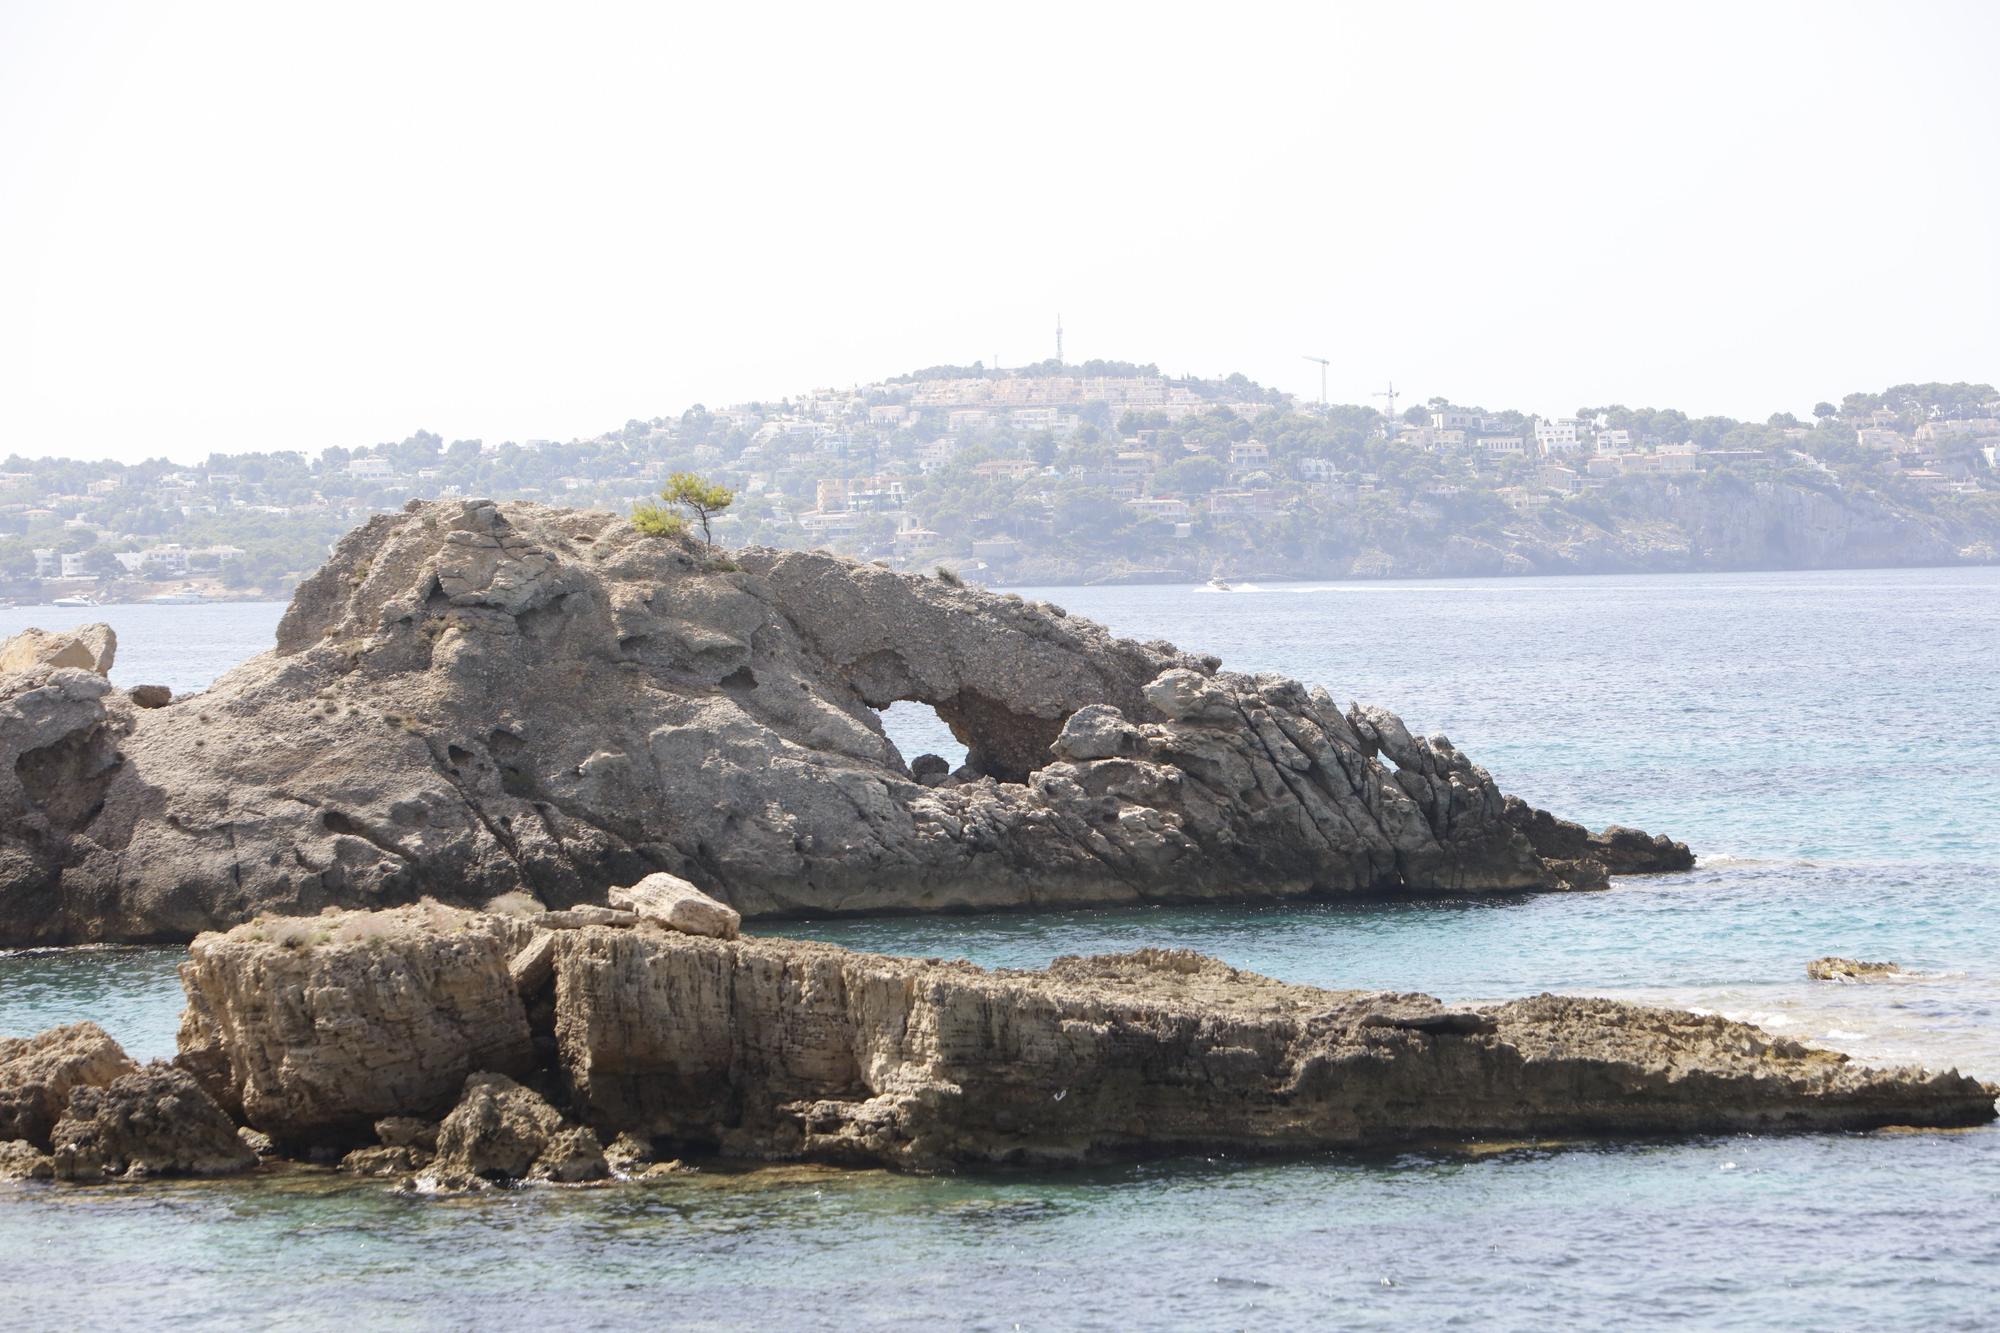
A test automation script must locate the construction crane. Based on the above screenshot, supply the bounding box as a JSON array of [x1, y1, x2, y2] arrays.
[[1302, 356, 1329, 408], [1374, 381, 1400, 432]]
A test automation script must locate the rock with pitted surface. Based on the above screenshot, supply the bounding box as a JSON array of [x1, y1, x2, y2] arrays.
[[0, 1022, 140, 1148], [159, 908, 1997, 1171], [174, 903, 536, 1146], [48, 1064, 257, 1180], [0, 500, 1690, 945], [424, 1072, 606, 1188], [1807, 957, 1906, 982], [547, 927, 1996, 1168], [0, 1138, 55, 1181], [609, 872, 740, 939]]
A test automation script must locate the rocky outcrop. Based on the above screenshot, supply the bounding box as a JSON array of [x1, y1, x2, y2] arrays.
[[1502, 799, 1695, 874], [0, 1021, 139, 1147], [608, 872, 740, 939], [1808, 957, 1906, 982], [422, 1072, 606, 1188], [174, 903, 536, 1146], [551, 928, 1995, 1168], [0, 501, 1690, 946], [165, 907, 1995, 1176], [48, 1065, 257, 1180], [0, 624, 117, 676], [0, 1138, 54, 1181]]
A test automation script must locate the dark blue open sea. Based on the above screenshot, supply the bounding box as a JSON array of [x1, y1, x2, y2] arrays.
[[3, 568, 1997, 1330]]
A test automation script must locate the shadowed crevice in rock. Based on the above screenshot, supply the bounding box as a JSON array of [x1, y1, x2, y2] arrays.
[[0, 500, 1692, 945]]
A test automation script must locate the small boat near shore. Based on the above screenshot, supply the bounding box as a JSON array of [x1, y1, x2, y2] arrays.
[[51, 593, 101, 608], [147, 586, 209, 605]]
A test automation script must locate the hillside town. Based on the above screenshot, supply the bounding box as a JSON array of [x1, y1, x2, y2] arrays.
[[3, 363, 1997, 602]]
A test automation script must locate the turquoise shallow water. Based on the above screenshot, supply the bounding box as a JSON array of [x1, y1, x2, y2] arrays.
[[2, 569, 1997, 1329]]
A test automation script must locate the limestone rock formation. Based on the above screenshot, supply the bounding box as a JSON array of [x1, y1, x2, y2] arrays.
[[0, 501, 1691, 946], [424, 1072, 606, 1188], [1807, 957, 1906, 982], [609, 872, 741, 939], [0, 624, 116, 677], [175, 903, 536, 1145], [0, 1021, 139, 1147], [48, 1064, 257, 1180], [550, 929, 1996, 1168], [168, 906, 1995, 1174], [0, 1138, 55, 1181]]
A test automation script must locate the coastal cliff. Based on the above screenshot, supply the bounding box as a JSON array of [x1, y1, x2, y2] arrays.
[[161, 903, 2000, 1175], [0, 500, 1687, 946]]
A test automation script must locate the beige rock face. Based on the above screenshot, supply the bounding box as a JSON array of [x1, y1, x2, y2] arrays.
[[175, 904, 536, 1145], [0, 1022, 140, 1148], [425, 1072, 606, 1188], [0, 624, 116, 677], [165, 908, 1997, 1172], [49, 1064, 257, 1180], [1, 500, 1690, 946], [0, 1138, 55, 1181], [546, 929, 1997, 1168], [609, 872, 741, 939]]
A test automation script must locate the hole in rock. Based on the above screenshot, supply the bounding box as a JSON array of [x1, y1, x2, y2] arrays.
[[878, 701, 968, 774], [719, 666, 758, 692]]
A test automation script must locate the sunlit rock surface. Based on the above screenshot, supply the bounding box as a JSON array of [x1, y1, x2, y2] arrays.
[[0, 500, 1690, 945]]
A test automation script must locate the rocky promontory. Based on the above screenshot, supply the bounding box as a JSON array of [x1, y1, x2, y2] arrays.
[[0, 500, 1689, 946], [4, 896, 1982, 1186]]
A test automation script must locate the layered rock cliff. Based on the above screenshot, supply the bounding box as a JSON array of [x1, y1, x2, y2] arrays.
[[0, 500, 1688, 946], [167, 906, 1997, 1174]]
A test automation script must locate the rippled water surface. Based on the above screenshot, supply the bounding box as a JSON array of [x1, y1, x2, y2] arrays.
[[3, 568, 1997, 1329]]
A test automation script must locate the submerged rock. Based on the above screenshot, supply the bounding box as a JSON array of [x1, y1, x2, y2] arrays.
[[49, 1065, 257, 1180], [1807, 957, 1906, 982], [0, 501, 1691, 946], [168, 907, 1995, 1173], [0, 1022, 139, 1148]]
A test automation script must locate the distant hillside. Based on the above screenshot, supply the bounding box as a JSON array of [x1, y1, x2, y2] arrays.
[[0, 368, 1994, 601]]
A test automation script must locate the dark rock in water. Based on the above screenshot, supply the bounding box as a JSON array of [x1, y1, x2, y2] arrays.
[[0, 501, 1693, 945], [909, 753, 951, 786], [49, 1065, 257, 1180], [1502, 799, 1695, 874], [1807, 956, 1905, 982], [0, 1022, 139, 1149]]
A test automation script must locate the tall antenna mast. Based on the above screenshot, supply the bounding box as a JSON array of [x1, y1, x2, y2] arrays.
[[1055, 314, 1064, 366], [1302, 355, 1330, 408], [1374, 380, 1400, 432]]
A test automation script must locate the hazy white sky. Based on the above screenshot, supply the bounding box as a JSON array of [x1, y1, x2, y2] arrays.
[[2, 1, 1996, 464]]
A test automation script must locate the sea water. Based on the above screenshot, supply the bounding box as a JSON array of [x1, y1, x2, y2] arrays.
[[2, 568, 1996, 1330]]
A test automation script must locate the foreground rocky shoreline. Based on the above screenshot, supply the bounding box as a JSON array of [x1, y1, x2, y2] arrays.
[[4, 885, 1993, 1187]]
